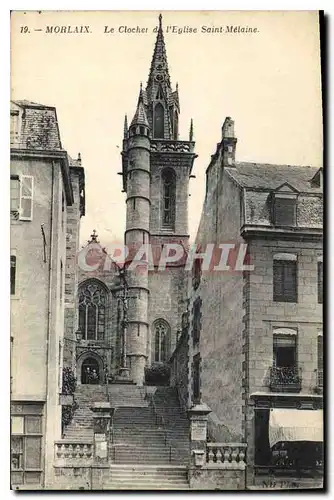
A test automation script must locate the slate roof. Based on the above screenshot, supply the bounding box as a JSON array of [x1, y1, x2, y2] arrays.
[[226, 162, 322, 194], [12, 99, 54, 109], [11, 99, 62, 150]]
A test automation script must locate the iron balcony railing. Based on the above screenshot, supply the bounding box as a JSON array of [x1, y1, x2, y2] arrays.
[[269, 366, 302, 392]]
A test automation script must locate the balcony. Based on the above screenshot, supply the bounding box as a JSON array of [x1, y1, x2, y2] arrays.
[[269, 366, 302, 393]]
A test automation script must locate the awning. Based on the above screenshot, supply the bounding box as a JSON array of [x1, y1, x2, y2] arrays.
[[269, 409, 323, 448]]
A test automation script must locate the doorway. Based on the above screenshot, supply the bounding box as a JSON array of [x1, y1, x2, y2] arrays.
[[81, 357, 100, 384]]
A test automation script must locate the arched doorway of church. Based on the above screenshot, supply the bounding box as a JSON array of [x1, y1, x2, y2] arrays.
[[81, 357, 101, 384]]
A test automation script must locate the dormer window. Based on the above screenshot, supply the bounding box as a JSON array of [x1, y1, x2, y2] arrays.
[[271, 183, 298, 226], [310, 168, 323, 189]]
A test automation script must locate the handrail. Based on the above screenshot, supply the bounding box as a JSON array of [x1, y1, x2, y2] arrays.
[[149, 394, 168, 447]]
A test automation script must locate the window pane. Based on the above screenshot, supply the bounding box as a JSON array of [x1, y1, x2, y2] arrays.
[[79, 306, 86, 338], [26, 416, 42, 434], [11, 472, 24, 485], [155, 329, 160, 362], [97, 307, 105, 341], [12, 416, 24, 434], [11, 437, 23, 470], [87, 305, 96, 340], [21, 198, 32, 219], [21, 176, 33, 197], [25, 437, 41, 469], [10, 179, 20, 211], [11, 436, 23, 454], [25, 472, 41, 484]]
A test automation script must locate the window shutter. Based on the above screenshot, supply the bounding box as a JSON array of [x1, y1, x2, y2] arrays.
[[273, 259, 297, 302], [20, 175, 33, 221], [274, 197, 296, 226]]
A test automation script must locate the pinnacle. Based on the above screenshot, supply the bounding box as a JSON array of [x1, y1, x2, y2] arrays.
[[130, 86, 150, 128]]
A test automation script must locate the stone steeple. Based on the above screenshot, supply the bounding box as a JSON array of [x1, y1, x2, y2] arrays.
[[142, 14, 179, 140]]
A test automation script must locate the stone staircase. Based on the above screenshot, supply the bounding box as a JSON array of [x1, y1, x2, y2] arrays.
[[101, 465, 189, 490], [63, 384, 108, 441], [111, 386, 189, 466], [61, 383, 190, 489]]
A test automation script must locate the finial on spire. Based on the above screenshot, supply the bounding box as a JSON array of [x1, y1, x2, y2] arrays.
[[189, 118, 194, 141], [77, 152, 81, 163], [88, 229, 99, 244], [159, 13, 162, 28], [123, 114, 128, 139]]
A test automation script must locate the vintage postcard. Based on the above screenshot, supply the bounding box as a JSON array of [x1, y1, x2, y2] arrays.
[[10, 10, 323, 491]]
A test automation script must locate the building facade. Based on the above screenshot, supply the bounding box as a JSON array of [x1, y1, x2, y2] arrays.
[[173, 117, 324, 488], [10, 100, 85, 489]]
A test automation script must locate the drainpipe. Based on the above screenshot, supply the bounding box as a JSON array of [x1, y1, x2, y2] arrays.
[[44, 160, 55, 487]]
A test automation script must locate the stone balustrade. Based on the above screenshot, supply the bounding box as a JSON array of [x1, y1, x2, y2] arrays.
[[150, 140, 195, 154], [206, 443, 247, 470], [54, 441, 94, 465]]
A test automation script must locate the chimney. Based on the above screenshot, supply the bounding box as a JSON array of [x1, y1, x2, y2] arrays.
[[221, 117, 237, 167]]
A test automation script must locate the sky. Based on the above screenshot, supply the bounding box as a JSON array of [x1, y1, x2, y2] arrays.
[[11, 10, 323, 247]]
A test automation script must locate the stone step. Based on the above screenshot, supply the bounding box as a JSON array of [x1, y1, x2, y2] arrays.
[[110, 469, 187, 477]]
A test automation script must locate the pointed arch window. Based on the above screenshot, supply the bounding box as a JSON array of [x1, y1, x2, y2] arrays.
[[154, 319, 170, 362], [78, 281, 107, 341], [162, 168, 176, 228], [154, 103, 164, 139]]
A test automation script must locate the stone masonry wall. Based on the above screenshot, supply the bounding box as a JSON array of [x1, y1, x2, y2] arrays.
[[170, 327, 189, 411], [63, 169, 81, 368], [190, 165, 245, 442], [247, 238, 323, 394], [148, 266, 187, 365]]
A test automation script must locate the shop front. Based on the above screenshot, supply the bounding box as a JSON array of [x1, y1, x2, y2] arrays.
[[249, 394, 323, 490]]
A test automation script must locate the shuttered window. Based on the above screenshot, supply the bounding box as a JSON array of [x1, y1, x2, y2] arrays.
[[274, 197, 297, 226], [273, 259, 297, 303]]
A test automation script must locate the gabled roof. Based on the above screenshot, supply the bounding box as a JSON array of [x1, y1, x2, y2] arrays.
[[226, 162, 322, 194], [273, 182, 300, 194]]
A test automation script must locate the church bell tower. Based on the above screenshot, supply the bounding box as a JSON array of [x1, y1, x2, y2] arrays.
[[121, 14, 196, 385]]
